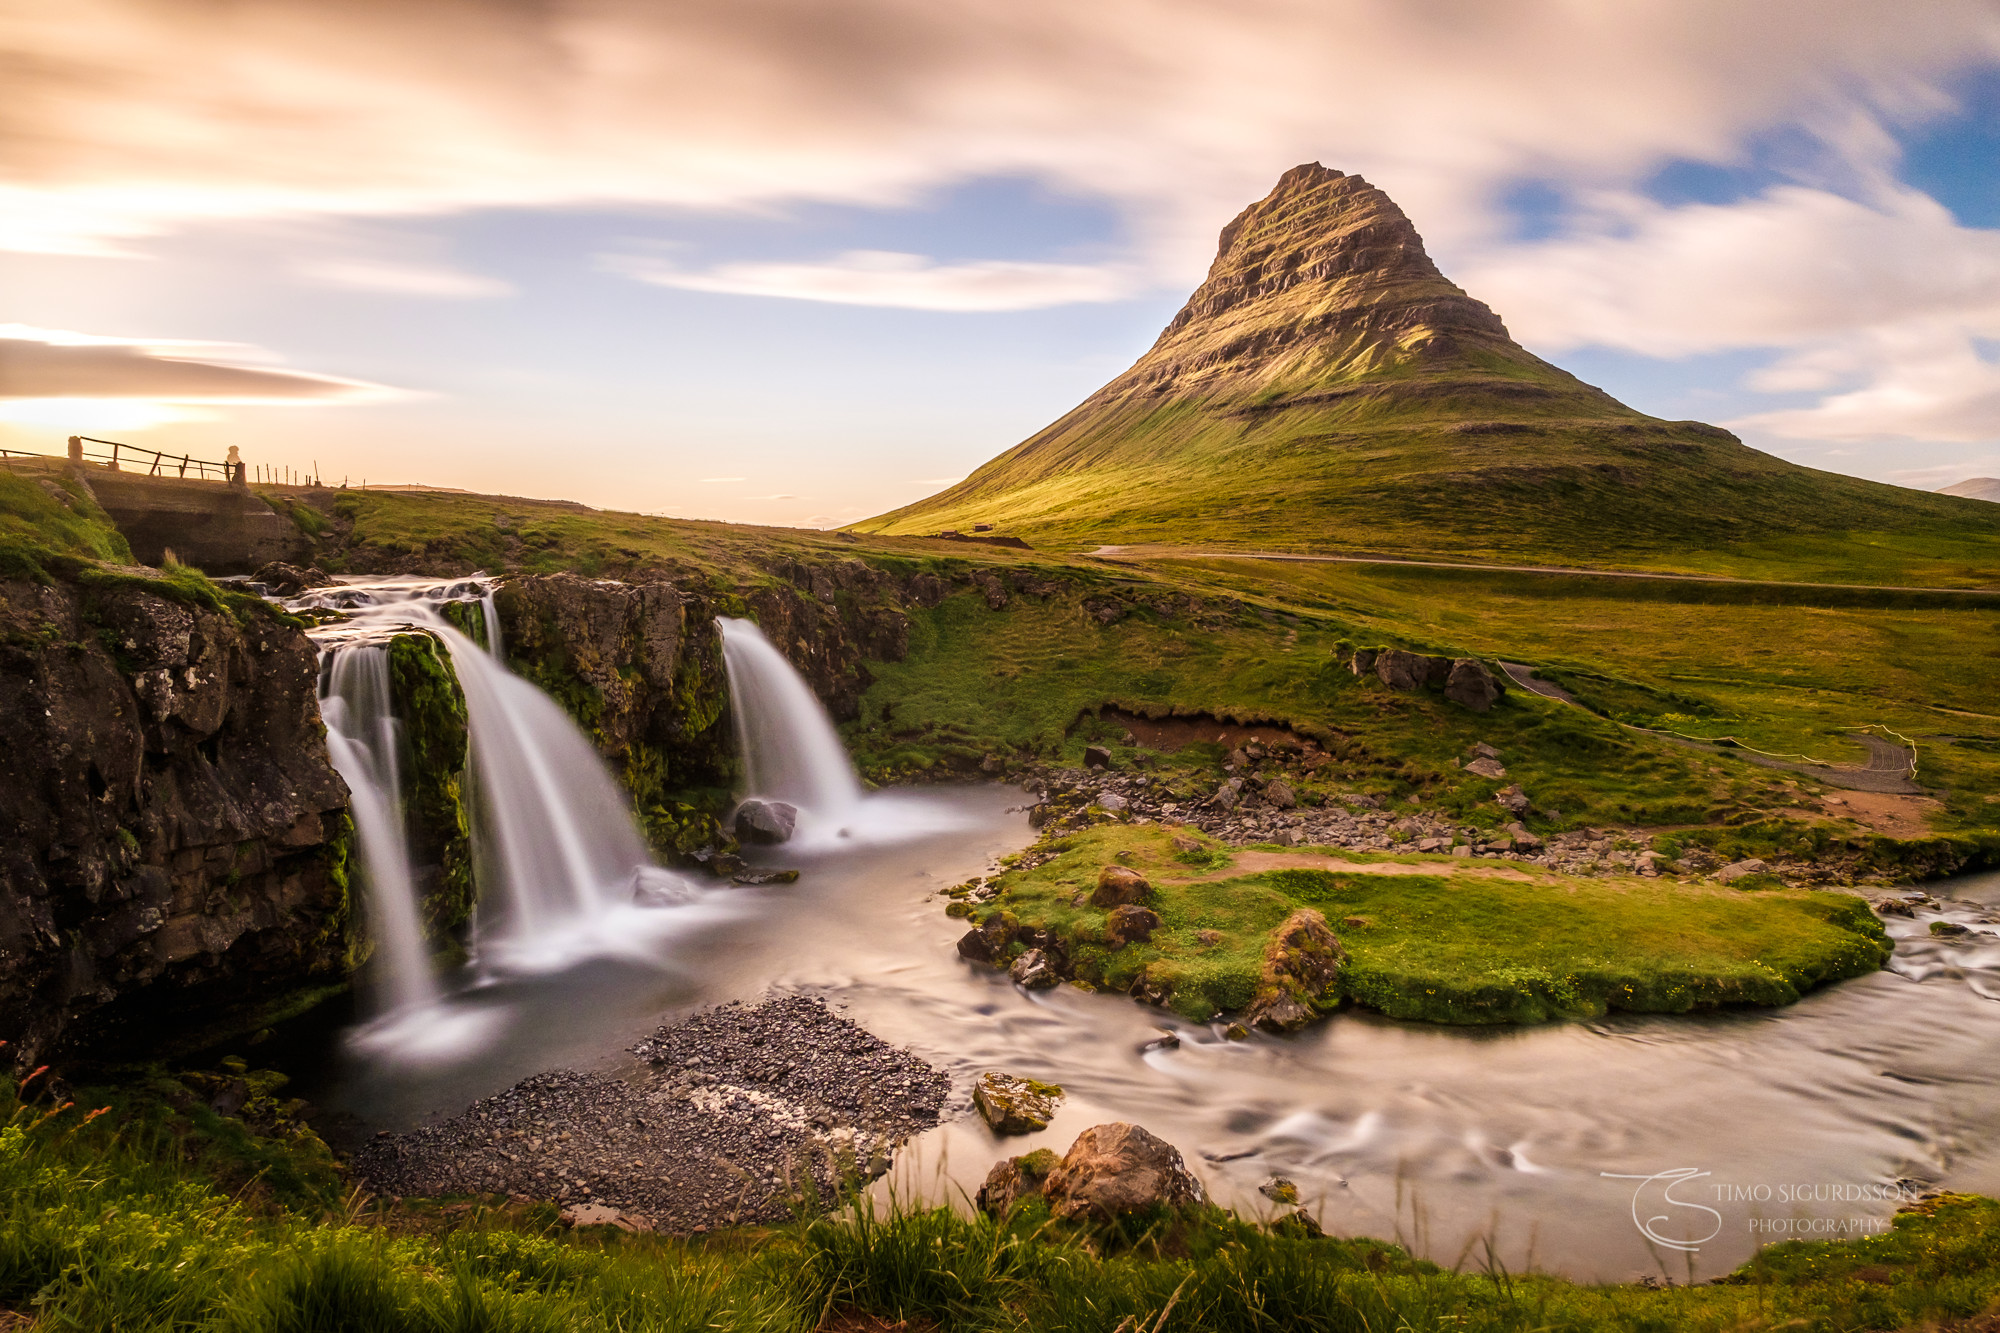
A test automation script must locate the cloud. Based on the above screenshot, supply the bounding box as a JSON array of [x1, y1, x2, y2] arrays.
[[297, 258, 513, 298], [11, 2, 2000, 452], [8, 1, 1999, 276], [1463, 185, 2000, 445], [0, 324, 402, 404], [609, 249, 1138, 311], [1468, 187, 2000, 358]]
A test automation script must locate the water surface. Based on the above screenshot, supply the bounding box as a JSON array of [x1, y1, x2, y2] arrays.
[[327, 787, 2000, 1282]]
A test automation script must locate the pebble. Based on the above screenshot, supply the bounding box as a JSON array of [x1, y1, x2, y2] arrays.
[[352, 995, 949, 1234]]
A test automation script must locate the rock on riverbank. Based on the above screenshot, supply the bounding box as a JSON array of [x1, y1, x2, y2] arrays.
[[353, 996, 948, 1232]]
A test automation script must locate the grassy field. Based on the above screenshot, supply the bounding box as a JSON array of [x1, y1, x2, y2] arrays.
[[5, 1074, 2000, 1332], [14, 480, 1996, 865], [857, 395, 2000, 585], [957, 825, 1891, 1025]]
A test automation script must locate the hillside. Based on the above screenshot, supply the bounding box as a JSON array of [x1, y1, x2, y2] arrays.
[[1941, 477, 2000, 503], [857, 165, 2000, 581]]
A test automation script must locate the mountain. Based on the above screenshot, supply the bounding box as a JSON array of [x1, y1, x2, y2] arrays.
[[857, 164, 1998, 574], [1939, 478, 2000, 503]]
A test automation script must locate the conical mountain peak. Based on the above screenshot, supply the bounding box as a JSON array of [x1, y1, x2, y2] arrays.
[[1103, 163, 1524, 403], [855, 165, 1972, 563]]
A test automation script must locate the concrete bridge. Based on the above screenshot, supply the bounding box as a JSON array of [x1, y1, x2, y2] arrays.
[[3, 440, 312, 573]]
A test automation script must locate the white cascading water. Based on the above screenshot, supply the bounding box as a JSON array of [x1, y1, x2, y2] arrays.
[[479, 589, 504, 659], [717, 617, 864, 819], [304, 575, 715, 1061], [715, 615, 969, 848], [319, 645, 439, 1015]]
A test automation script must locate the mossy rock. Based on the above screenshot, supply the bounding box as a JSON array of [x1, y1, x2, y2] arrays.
[[973, 1071, 1065, 1134]]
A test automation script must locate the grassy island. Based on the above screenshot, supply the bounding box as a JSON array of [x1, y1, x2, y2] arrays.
[[952, 825, 1892, 1025]]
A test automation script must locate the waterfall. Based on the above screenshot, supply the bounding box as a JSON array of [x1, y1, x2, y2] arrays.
[[320, 645, 438, 1014], [442, 624, 655, 939], [717, 617, 864, 817], [479, 590, 504, 660], [302, 575, 704, 987]]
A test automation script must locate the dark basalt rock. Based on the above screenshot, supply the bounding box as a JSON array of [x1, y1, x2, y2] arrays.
[[1444, 658, 1506, 712], [1105, 904, 1161, 947], [251, 561, 334, 595], [0, 572, 350, 1067], [1090, 865, 1151, 908], [734, 799, 798, 845]]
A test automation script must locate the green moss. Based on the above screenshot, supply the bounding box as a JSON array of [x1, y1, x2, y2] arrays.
[[978, 825, 1889, 1026], [438, 597, 490, 652], [386, 631, 474, 933], [315, 809, 367, 972]]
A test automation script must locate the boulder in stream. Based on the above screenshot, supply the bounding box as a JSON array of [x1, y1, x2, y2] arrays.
[[1042, 1123, 1205, 1221], [976, 1147, 1061, 1215], [973, 1071, 1065, 1134], [1010, 948, 1060, 989], [956, 914, 1016, 964], [734, 798, 799, 844]]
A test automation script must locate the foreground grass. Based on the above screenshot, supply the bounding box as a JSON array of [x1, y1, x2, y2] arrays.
[[5, 1077, 2000, 1332], [962, 825, 1891, 1024]]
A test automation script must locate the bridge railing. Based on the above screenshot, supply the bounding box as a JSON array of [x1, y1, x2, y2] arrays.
[[69, 435, 242, 483]]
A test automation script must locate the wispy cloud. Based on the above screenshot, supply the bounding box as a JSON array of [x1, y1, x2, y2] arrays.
[[297, 258, 513, 299], [10, 2, 2000, 456], [605, 250, 1138, 312], [0, 324, 403, 405]]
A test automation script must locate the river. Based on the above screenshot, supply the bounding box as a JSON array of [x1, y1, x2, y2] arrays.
[[313, 781, 2000, 1284]]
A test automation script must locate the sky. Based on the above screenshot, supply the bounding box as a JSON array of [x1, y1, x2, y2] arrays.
[[5, 1, 2000, 528]]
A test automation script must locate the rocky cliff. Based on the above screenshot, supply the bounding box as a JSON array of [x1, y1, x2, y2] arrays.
[[0, 569, 351, 1067], [492, 558, 938, 854]]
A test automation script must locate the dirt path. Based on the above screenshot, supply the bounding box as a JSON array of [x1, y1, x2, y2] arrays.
[[1498, 662, 1925, 796], [1172, 849, 1550, 885]]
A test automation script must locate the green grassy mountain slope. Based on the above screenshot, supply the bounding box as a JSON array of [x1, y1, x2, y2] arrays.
[[857, 164, 2000, 580]]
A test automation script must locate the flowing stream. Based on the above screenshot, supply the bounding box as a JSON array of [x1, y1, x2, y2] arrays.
[[302, 575, 2000, 1284]]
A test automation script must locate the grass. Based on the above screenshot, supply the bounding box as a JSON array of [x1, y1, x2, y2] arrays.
[[963, 825, 1891, 1025], [230, 486, 2000, 870], [5, 1072, 2000, 1332], [0, 463, 133, 580], [856, 392, 2000, 585], [14, 477, 1997, 868]]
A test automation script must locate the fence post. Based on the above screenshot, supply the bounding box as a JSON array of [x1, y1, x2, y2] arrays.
[[67, 435, 82, 463]]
